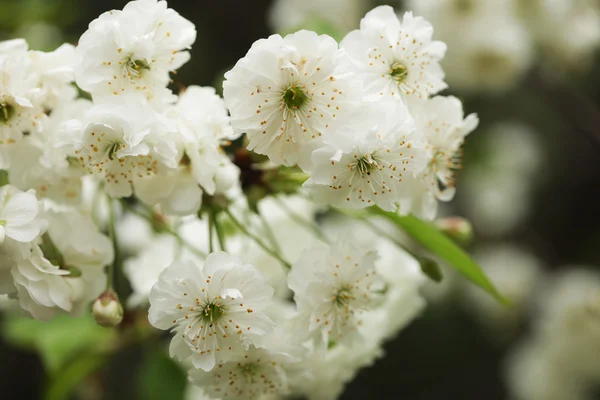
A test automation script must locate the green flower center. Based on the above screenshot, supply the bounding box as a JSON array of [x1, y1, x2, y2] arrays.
[[390, 61, 408, 83], [455, 0, 474, 12], [282, 85, 308, 110], [125, 58, 150, 78], [355, 156, 378, 175], [334, 286, 354, 307], [0, 103, 15, 124], [106, 142, 122, 161], [201, 303, 225, 323]]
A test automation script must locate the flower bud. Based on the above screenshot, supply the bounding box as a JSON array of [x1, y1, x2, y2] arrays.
[[214, 161, 240, 195], [435, 217, 473, 244], [92, 290, 124, 327]]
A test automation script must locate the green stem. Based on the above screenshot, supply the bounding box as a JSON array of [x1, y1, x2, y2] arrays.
[[257, 210, 282, 253], [213, 210, 227, 252], [107, 198, 118, 290], [224, 209, 292, 269], [334, 207, 420, 260], [273, 197, 329, 243], [208, 211, 215, 254], [119, 200, 207, 258]]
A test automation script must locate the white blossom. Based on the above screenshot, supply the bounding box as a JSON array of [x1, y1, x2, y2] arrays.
[[75, 0, 196, 104], [0, 185, 42, 244], [8, 99, 90, 204], [0, 39, 45, 166], [464, 245, 544, 338], [288, 236, 384, 346], [124, 234, 181, 307], [305, 101, 425, 211], [188, 346, 290, 400], [223, 30, 360, 168], [524, 0, 600, 69], [148, 252, 275, 371], [68, 98, 181, 198], [400, 95, 478, 219], [6, 208, 112, 320], [340, 6, 447, 102], [27, 43, 78, 109]]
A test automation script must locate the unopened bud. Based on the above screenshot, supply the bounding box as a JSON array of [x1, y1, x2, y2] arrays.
[[214, 162, 240, 195], [92, 290, 124, 327], [435, 217, 473, 244]]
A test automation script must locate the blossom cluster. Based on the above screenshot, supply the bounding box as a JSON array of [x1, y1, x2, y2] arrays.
[[0, 1, 482, 399], [225, 5, 478, 219]]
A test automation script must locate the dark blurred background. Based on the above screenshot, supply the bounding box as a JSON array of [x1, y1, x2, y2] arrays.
[[1, 1, 599, 399]]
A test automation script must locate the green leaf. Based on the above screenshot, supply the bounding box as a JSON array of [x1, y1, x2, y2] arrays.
[[44, 353, 107, 400], [3, 313, 115, 373], [138, 346, 187, 400], [419, 257, 444, 283], [373, 209, 510, 306]]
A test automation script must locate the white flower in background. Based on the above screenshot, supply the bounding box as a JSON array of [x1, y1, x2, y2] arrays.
[[288, 236, 384, 346], [288, 338, 383, 400], [523, 0, 600, 69], [340, 6, 447, 102], [365, 238, 427, 342], [115, 211, 154, 255], [406, 0, 513, 25], [305, 102, 425, 211], [406, 0, 533, 93], [9, 209, 112, 320], [460, 123, 542, 236], [401, 96, 478, 219], [506, 338, 590, 400], [75, 0, 196, 103], [124, 234, 180, 307], [535, 269, 600, 375], [223, 30, 360, 168], [134, 171, 203, 215], [464, 245, 543, 339], [0, 185, 42, 244], [440, 14, 533, 93], [188, 347, 290, 400], [267, 0, 367, 34], [27, 43, 77, 109], [69, 98, 181, 198], [148, 252, 275, 371], [506, 269, 600, 400]]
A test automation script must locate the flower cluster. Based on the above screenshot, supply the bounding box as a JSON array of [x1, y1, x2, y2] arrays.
[[225, 5, 478, 219], [0, 1, 485, 399]]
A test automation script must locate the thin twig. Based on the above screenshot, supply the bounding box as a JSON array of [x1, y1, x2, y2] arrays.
[[273, 196, 329, 243], [208, 211, 215, 254], [106, 198, 118, 290], [225, 209, 292, 269], [213, 210, 227, 252], [119, 200, 207, 258]]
